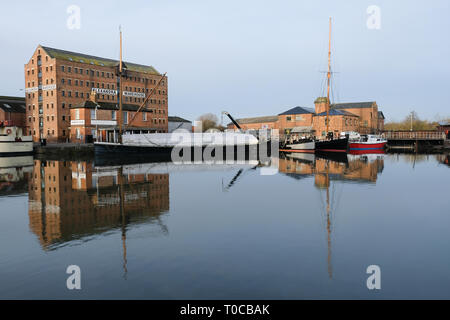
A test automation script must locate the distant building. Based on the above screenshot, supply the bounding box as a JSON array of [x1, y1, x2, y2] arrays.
[[226, 115, 278, 131], [329, 101, 381, 134], [437, 121, 450, 139], [227, 97, 385, 138], [24, 45, 168, 143], [168, 116, 192, 132], [0, 96, 27, 131], [278, 106, 314, 135]]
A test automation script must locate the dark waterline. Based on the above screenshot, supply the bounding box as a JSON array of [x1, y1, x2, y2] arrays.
[[0, 153, 449, 299]]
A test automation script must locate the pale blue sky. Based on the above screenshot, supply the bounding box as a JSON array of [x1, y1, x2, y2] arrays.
[[1, 0, 449, 122]]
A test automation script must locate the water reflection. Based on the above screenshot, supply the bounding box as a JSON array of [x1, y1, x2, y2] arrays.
[[278, 152, 385, 279], [0, 156, 33, 196], [26, 155, 386, 254], [278, 152, 384, 184], [1, 151, 449, 298], [437, 153, 450, 167], [26, 159, 262, 250], [28, 160, 170, 252]]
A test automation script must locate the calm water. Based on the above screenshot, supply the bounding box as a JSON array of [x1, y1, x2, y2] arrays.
[[0, 153, 449, 299]]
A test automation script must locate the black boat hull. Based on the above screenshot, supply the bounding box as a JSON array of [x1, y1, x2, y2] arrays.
[[94, 142, 273, 166], [315, 137, 348, 153]]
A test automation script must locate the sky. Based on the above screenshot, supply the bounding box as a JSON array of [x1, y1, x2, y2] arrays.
[[0, 0, 449, 122]]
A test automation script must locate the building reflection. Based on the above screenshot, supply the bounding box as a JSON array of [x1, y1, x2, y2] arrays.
[[278, 151, 385, 279], [0, 156, 33, 196], [28, 160, 170, 251], [436, 153, 450, 167], [279, 152, 384, 185]]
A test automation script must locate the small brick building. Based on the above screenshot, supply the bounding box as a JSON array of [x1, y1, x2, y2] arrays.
[[0, 96, 27, 131], [437, 121, 450, 139], [69, 99, 166, 143]]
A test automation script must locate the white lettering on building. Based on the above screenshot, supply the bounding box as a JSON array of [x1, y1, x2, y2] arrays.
[[123, 91, 145, 98], [91, 88, 118, 96]]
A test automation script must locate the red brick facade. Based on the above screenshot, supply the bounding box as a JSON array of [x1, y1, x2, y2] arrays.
[[227, 98, 384, 137], [24, 45, 168, 142]]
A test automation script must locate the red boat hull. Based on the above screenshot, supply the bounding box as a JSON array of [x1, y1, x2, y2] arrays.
[[349, 149, 385, 155], [349, 142, 386, 151]]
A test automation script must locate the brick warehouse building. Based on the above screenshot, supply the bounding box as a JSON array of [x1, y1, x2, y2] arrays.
[[227, 97, 384, 138], [24, 45, 168, 143]]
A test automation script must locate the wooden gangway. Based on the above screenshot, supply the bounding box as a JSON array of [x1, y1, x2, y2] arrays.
[[382, 131, 446, 141]]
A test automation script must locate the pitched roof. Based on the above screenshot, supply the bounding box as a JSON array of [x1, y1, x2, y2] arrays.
[[378, 111, 385, 119], [0, 96, 26, 113], [231, 115, 278, 125], [168, 116, 191, 123], [41, 46, 161, 75], [331, 102, 375, 109], [279, 106, 314, 115], [314, 109, 358, 117]]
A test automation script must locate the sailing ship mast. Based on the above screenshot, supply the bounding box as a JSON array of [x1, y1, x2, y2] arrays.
[[326, 17, 332, 135], [118, 26, 124, 144]]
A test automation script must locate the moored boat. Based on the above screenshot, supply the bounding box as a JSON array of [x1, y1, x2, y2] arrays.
[[348, 134, 386, 152], [281, 138, 315, 153], [0, 123, 33, 156], [315, 136, 348, 153]]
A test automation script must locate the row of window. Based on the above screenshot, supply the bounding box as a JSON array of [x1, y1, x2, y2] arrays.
[[77, 109, 166, 124], [59, 79, 166, 95], [28, 103, 166, 115], [26, 65, 53, 76], [61, 65, 114, 79], [344, 118, 359, 126], [60, 65, 166, 86], [60, 89, 166, 105], [29, 129, 66, 137], [27, 78, 56, 87], [29, 115, 62, 123], [286, 115, 305, 121]]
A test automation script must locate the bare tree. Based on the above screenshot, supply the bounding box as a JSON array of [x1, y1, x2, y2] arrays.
[[197, 113, 219, 132]]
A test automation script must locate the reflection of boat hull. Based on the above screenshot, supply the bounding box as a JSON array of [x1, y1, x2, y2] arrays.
[[285, 152, 315, 163], [0, 156, 34, 169], [285, 141, 315, 151], [0, 126, 33, 156], [315, 151, 348, 164], [94, 143, 271, 166], [349, 149, 386, 155], [349, 142, 386, 151], [315, 138, 348, 153]]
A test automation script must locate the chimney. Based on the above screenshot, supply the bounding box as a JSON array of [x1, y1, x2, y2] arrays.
[[314, 97, 328, 114]]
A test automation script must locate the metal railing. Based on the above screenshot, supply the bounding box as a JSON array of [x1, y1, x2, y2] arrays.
[[382, 131, 446, 140]]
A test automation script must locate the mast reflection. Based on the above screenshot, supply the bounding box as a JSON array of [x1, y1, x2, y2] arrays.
[[28, 160, 170, 251], [279, 152, 385, 278]]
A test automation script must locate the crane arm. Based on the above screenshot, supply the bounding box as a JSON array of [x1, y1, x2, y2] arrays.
[[222, 111, 243, 133]]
